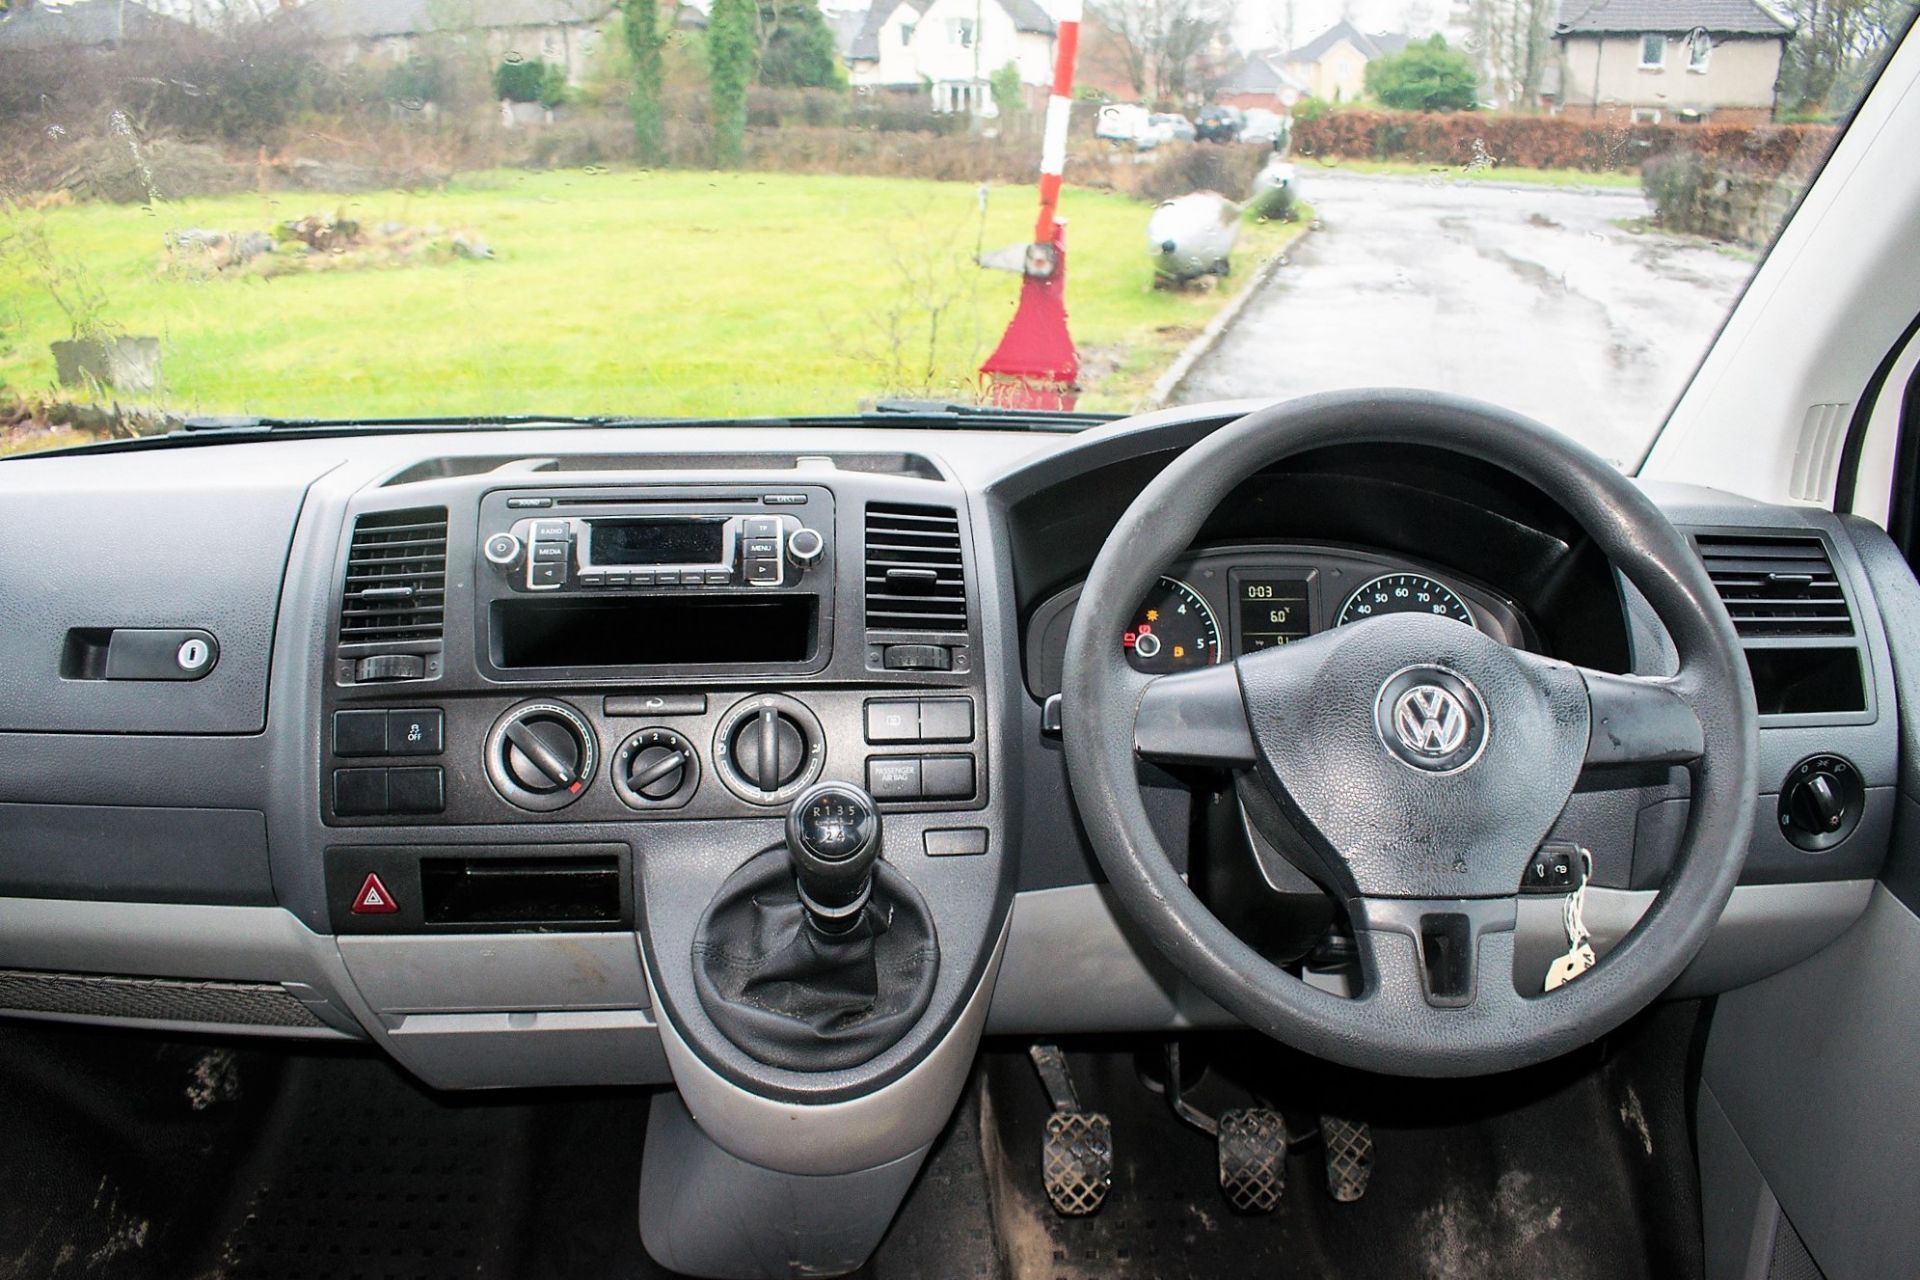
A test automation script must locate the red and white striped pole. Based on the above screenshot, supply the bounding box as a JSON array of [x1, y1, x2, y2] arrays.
[[1034, 0, 1080, 243], [979, 0, 1082, 410]]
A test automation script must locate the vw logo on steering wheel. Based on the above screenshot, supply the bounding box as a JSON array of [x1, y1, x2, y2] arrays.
[[1375, 666, 1488, 773]]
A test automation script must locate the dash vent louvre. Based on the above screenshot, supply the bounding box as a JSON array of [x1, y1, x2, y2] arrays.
[[1694, 533, 1853, 639], [338, 508, 448, 646], [864, 502, 968, 633]]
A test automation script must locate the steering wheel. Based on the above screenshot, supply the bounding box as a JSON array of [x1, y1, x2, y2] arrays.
[[1061, 391, 1758, 1077]]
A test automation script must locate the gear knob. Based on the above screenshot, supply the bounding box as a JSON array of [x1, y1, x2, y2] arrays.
[[786, 782, 883, 934]]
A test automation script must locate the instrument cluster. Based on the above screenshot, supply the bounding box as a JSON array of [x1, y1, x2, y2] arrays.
[[1025, 545, 1528, 697]]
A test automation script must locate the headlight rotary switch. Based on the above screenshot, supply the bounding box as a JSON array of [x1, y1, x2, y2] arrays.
[[485, 700, 598, 811]]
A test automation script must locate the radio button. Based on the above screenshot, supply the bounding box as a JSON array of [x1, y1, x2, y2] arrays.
[[745, 536, 779, 557], [605, 573, 630, 587], [532, 542, 567, 562], [656, 570, 682, 586], [628, 571, 654, 586], [532, 520, 569, 541], [483, 533, 523, 566], [744, 516, 781, 538], [506, 496, 552, 509], [530, 561, 566, 587], [745, 559, 781, 585], [705, 570, 732, 585], [763, 494, 806, 505], [579, 573, 605, 587]]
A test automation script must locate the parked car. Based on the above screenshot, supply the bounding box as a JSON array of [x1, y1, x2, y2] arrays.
[[1149, 113, 1197, 144], [1095, 103, 1156, 149], [1240, 107, 1287, 147], [1195, 105, 1245, 143]]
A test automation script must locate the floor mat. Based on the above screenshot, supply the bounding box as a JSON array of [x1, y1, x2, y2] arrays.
[[973, 1004, 1704, 1280]]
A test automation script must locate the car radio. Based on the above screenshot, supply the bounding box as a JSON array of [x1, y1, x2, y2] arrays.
[[472, 486, 836, 676], [481, 502, 826, 594]]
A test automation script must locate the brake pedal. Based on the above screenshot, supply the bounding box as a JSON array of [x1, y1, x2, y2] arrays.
[[1217, 1107, 1287, 1213], [1029, 1045, 1112, 1216], [1320, 1114, 1374, 1202], [1158, 1044, 1286, 1214]]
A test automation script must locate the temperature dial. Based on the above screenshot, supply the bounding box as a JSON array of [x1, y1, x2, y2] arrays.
[[485, 700, 597, 812]]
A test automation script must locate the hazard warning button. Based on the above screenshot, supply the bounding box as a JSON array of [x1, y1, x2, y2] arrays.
[[352, 872, 399, 915]]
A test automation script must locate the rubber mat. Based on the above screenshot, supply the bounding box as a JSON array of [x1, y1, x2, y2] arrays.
[[971, 1004, 1704, 1280]]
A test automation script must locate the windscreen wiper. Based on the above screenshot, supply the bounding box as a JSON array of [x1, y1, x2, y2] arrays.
[[863, 399, 1116, 432]]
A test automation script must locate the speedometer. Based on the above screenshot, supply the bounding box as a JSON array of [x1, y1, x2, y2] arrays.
[[1336, 573, 1475, 628], [1123, 577, 1221, 673]]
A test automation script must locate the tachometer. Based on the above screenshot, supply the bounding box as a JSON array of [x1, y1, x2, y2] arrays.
[[1336, 573, 1475, 628], [1124, 577, 1222, 673]]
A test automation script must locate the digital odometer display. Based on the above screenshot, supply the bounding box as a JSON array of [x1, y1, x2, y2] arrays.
[[1237, 579, 1312, 651]]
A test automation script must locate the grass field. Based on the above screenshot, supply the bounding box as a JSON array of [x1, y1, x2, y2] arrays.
[[1296, 157, 1642, 188], [0, 170, 1306, 428]]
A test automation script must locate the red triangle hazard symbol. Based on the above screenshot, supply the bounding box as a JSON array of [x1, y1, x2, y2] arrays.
[[353, 872, 398, 915]]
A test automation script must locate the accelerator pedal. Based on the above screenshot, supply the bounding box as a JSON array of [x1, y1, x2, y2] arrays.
[[1029, 1044, 1112, 1216], [1320, 1114, 1374, 1203]]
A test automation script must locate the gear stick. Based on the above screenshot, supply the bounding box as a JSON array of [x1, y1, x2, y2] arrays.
[[785, 782, 882, 935], [692, 780, 938, 1071]]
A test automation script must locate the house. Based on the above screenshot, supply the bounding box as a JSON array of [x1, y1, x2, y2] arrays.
[[283, 0, 615, 86], [1217, 22, 1411, 109], [1549, 0, 1793, 125], [843, 0, 1056, 114], [0, 0, 183, 52]]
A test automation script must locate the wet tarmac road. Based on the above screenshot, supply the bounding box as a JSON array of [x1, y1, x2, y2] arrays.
[[1176, 170, 1757, 466]]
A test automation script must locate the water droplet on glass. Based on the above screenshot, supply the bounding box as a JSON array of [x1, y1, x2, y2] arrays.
[[504, 50, 524, 64], [400, 96, 426, 111]]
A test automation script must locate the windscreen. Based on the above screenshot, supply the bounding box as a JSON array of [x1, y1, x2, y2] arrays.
[[1, 0, 1914, 467]]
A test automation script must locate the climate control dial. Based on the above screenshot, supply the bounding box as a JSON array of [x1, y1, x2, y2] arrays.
[[713, 693, 825, 805], [612, 727, 700, 809], [485, 700, 598, 811]]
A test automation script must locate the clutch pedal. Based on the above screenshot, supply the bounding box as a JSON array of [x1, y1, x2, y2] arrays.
[[1029, 1044, 1112, 1216], [1320, 1114, 1374, 1202]]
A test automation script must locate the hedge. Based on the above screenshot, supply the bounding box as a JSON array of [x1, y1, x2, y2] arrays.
[[1291, 110, 1837, 177]]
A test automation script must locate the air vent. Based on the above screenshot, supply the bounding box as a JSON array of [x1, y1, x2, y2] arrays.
[[338, 507, 448, 646], [865, 502, 968, 632], [1694, 533, 1853, 638]]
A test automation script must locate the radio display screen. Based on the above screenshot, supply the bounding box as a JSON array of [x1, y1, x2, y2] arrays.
[[590, 519, 725, 566]]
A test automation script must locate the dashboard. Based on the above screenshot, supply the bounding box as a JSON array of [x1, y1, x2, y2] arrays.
[[1023, 544, 1529, 698], [0, 409, 1901, 1129]]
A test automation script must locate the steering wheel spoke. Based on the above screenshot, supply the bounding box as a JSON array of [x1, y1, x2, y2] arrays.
[[1133, 660, 1257, 767], [1569, 665, 1705, 769], [1352, 896, 1521, 1012]]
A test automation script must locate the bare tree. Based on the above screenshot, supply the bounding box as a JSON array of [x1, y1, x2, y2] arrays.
[[1088, 0, 1234, 105], [1775, 0, 1913, 114], [1453, 0, 1553, 107]]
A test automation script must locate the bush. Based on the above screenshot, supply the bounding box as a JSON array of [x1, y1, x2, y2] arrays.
[[1292, 96, 1332, 123], [1131, 143, 1267, 202], [1363, 35, 1478, 112], [493, 57, 567, 107], [1292, 110, 1838, 175]]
